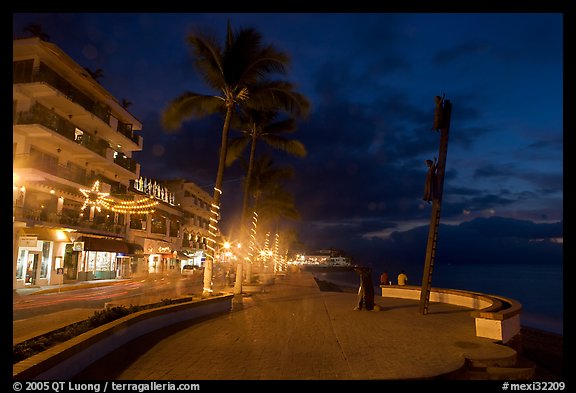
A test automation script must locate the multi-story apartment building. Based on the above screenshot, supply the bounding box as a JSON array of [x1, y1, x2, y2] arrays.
[[13, 36, 145, 289], [13, 37, 215, 290], [161, 179, 213, 267], [127, 176, 183, 275], [124, 176, 216, 276]]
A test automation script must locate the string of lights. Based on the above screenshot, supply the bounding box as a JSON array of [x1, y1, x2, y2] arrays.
[[79, 180, 159, 214], [247, 211, 258, 263]]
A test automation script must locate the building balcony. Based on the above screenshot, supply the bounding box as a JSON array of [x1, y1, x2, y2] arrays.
[[13, 205, 127, 237], [13, 154, 130, 197], [14, 103, 139, 176], [13, 61, 141, 151]]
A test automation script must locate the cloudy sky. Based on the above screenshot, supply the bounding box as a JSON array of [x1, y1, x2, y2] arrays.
[[12, 12, 564, 262]]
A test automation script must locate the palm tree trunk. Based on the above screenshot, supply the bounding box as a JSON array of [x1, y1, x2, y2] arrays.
[[233, 259, 243, 294], [204, 104, 233, 296], [241, 129, 258, 226], [239, 131, 259, 285]]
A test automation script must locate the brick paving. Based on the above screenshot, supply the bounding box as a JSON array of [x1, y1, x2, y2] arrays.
[[103, 271, 516, 380]]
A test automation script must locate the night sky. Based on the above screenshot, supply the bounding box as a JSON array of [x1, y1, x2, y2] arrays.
[[12, 12, 564, 271]]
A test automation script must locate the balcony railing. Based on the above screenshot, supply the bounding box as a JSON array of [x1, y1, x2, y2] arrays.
[[113, 154, 138, 174], [13, 153, 130, 195], [15, 102, 138, 174], [117, 121, 139, 145], [13, 206, 127, 236], [14, 60, 138, 144], [15, 102, 108, 157]]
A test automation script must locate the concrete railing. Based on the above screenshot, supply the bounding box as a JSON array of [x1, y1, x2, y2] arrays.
[[380, 285, 521, 344], [13, 294, 234, 380]]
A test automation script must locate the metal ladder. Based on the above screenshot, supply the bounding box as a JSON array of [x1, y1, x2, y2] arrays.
[[419, 202, 442, 314]]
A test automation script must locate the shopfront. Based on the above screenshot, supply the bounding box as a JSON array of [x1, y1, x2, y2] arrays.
[[73, 236, 135, 280], [143, 238, 180, 275], [14, 227, 70, 289]]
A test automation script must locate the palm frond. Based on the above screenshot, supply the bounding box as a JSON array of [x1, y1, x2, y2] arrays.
[[261, 135, 307, 157], [262, 118, 297, 135], [257, 187, 300, 221], [221, 26, 290, 87], [225, 137, 250, 167], [247, 80, 311, 118], [239, 46, 290, 85], [162, 92, 224, 130], [188, 32, 225, 91]]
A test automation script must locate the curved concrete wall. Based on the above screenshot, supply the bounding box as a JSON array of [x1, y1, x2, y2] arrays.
[[380, 285, 522, 344], [13, 294, 233, 380], [380, 285, 494, 309]]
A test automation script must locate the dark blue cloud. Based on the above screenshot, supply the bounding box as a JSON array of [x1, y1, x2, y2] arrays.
[[12, 13, 563, 257]]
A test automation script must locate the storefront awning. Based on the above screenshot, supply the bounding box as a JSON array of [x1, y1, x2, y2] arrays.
[[143, 238, 172, 254], [75, 236, 130, 254], [176, 251, 191, 260], [127, 242, 144, 255]]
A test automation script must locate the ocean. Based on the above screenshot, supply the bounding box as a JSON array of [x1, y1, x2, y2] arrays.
[[310, 263, 563, 335]]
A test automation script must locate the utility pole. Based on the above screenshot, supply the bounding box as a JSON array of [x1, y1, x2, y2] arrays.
[[419, 95, 452, 315]]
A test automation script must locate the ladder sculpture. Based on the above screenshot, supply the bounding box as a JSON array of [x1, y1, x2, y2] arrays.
[[419, 95, 452, 315]]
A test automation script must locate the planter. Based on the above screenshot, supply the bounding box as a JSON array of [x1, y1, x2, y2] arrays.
[[13, 294, 233, 380]]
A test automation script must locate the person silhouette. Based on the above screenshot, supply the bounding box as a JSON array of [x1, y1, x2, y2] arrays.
[[423, 157, 438, 203], [380, 271, 389, 286], [354, 266, 375, 311], [397, 270, 408, 286]]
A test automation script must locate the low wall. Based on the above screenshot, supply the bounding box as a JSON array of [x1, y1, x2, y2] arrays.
[[380, 285, 521, 344], [13, 294, 233, 380]]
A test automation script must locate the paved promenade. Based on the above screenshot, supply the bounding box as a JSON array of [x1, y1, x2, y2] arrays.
[[72, 271, 515, 380]]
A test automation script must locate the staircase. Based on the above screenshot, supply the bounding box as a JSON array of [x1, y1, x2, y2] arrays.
[[453, 347, 536, 380]]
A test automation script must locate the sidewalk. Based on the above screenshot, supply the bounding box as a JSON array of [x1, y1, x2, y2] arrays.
[[72, 271, 517, 380]]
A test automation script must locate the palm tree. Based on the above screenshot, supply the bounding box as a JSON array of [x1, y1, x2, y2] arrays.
[[83, 67, 104, 82], [121, 98, 133, 109], [226, 108, 308, 288], [226, 109, 307, 238], [242, 155, 300, 281], [162, 21, 305, 295], [23, 23, 50, 41]]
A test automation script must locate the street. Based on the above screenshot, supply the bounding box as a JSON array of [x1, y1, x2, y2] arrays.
[[13, 271, 229, 321]]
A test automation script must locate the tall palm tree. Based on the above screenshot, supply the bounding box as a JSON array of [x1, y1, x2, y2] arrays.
[[226, 107, 308, 288], [226, 109, 307, 237], [162, 21, 305, 295], [246, 155, 299, 222], [23, 23, 50, 41], [242, 155, 299, 281]]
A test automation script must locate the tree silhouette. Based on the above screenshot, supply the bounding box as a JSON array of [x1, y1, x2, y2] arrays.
[[83, 67, 104, 82], [162, 21, 307, 295], [23, 23, 50, 41]]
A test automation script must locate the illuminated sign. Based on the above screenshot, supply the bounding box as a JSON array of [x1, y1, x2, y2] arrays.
[[73, 241, 85, 251], [19, 236, 37, 247]]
